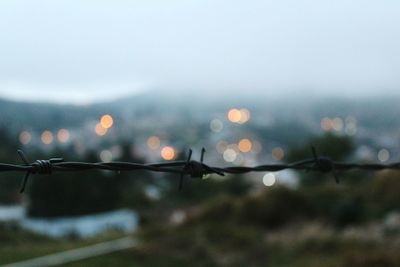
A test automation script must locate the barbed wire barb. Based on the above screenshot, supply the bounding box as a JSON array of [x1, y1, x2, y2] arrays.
[[0, 149, 399, 193], [310, 146, 339, 183]]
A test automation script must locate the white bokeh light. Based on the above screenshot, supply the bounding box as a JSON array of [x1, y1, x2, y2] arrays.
[[223, 149, 237, 162], [100, 150, 113, 162], [210, 119, 223, 133], [377, 149, 390, 162], [262, 173, 276, 187]]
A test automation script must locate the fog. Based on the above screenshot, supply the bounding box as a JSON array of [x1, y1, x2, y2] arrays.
[[0, 0, 399, 103]]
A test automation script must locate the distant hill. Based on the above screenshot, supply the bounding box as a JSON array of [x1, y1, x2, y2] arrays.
[[1, 93, 400, 135], [0, 98, 97, 133]]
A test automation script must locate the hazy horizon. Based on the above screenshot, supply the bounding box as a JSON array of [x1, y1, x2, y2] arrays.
[[1, 0, 400, 104]]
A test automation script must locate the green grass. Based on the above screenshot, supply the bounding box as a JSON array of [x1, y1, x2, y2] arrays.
[[3, 178, 400, 267]]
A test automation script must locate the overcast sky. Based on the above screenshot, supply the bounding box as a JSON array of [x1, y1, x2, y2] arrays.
[[0, 0, 399, 103]]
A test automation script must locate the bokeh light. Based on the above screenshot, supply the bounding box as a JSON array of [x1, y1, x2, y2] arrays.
[[227, 108, 251, 124], [147, 136, 161, 150], [227, 108, 242, 123], [239, 108, 250, 124], [378, 148, 390, 162], [100, 114, 114, 129], [95, 123, 108, 136], [100, 150, 113, 162], [57, 129, 70, 143], [272, 147, 285, 160], [210, 119, 223, 133], [41, 131, 53, 145], [161, 146, 175, 160], [263, 173, 276, 186], [19, 131, 31, 145], [223, 148, 237, 162], [332, 117, 343, 131], [238, 138, 252, 153], [321, 117, 333, 131], [345, 116, 357, 136]]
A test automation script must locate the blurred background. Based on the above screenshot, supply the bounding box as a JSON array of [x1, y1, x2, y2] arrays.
[[1, 1, 400, 266]]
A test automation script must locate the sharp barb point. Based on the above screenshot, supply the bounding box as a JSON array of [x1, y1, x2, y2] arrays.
[[19, 173, 30, 193], [200, 147, 206, 163], [311, 146, 317, 160], [17, 150, 29, 165]]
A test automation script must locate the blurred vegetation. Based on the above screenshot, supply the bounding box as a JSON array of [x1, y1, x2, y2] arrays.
[[132, 133, 400, 267], [1, 129, 400, 266], [137, 175, 400, 267]]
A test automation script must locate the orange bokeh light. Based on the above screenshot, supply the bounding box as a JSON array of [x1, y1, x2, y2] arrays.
[[95, 123, 108, 136], [100, 114, 114, 129], [161, 146, 175, 160], [147, 136, 161, 150], [41, 130, 53, 145], [227, 108, 242, 123], [238, 138, 252, 153], [19, 131, 31, 145], [57, 129, 70, 143]]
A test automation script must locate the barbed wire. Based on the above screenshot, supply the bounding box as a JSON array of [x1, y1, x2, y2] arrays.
[[0, 148, 399, 193]]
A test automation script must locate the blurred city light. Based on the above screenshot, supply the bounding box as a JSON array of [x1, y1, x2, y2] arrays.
[[321, 117, 333, 131], [100, 114, 114, 129], [345, 116, 357, 136], [239, 108, 250, 124], [99, 150, 113, 162], [41, 131, 53, 145], [227, 108, 242, 123], [223, 148, 237, 162], [147, 136, 161, 150], [161, 146, 175, 160], [262, 173, 276, 186], [378, 148, 390, 162], [272, 147, 285, 160], [210, 119, 223, 133], [57, 129, 70, 143], [332, 117, 343, 131], [19, 131, 31, 145], [238, 138, 252, 153], [227, 108, 251, 124], [95, 123, 108, 136]]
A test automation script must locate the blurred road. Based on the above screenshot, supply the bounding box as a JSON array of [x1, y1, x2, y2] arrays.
[[0, 237, 136, 267]]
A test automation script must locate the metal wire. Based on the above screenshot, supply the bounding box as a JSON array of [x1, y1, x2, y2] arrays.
[[1, 148, 399, 193]]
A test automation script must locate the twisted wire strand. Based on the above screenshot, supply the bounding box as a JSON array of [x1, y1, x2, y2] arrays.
[[0, 149, 398, 193]]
